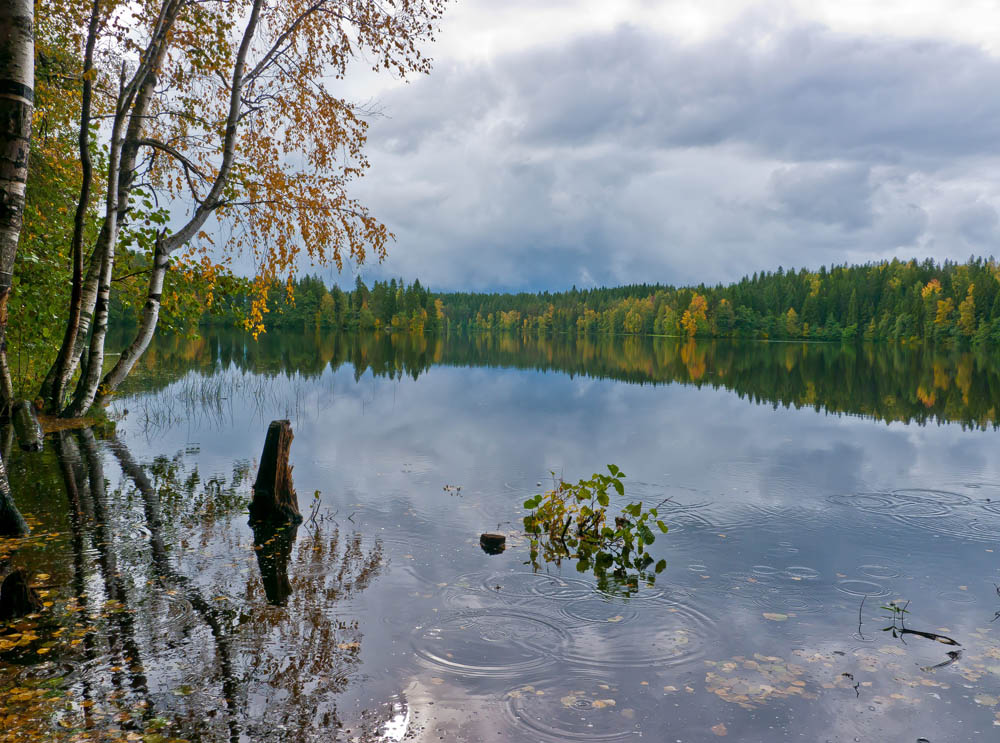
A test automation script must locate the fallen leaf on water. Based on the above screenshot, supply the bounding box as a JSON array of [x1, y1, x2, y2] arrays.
[[711, 722, 728, 736], [763, 613, 788, 622]]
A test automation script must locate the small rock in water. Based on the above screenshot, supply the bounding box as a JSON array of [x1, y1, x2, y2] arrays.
[[479, 532, 506, 555]]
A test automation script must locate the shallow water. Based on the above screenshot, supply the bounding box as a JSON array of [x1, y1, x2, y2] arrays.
[[3, 331, 1000, 741]]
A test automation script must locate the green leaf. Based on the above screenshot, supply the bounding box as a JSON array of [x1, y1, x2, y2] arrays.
[[655, 559, 667, 573], [638, 522, 655, 544], [607, 464, 620, 476], [611, 479, 624, 496], [656, 520, 668, 533], [597, 492, 609, 507]]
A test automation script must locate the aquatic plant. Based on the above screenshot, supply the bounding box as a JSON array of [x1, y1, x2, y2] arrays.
[[522, 465, 668, 594]]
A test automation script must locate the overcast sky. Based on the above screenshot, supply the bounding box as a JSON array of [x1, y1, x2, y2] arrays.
[[327, 0, 1000, 291]]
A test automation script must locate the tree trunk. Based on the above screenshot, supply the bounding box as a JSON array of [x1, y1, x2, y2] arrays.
[[0, 346, 12, 416], [0, 0, 33, 527], [64, 129, 126, 417], [95, 237, 168, 406], [0, 0, 32, 388], [39, 245, 101, 409], [11, 399, 40, 451], [45, 0, 100, 414], [249, 420, 301, 523]]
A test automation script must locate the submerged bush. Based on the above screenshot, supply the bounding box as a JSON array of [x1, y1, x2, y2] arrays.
[[522, 465, 668, 595]]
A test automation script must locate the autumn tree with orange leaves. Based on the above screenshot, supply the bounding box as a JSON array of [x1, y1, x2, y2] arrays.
[[26, 0, 447, 416]]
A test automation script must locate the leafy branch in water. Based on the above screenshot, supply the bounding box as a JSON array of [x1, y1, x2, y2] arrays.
[[521, 465, 668, 595]]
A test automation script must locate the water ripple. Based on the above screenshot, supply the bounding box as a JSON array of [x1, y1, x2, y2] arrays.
[[561, 599, 716, 670], [411, 609, 570, 679], [827, 488, 1000, 543], [503, 675, 644, 741]]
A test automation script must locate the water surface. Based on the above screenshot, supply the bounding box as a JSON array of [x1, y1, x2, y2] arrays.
[[3, 331, 1000, 741]]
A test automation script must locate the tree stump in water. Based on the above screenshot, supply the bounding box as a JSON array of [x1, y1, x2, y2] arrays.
[[12, 401, 42, 452], [0, 568, 41, 621], [249, 420, 302, 524]]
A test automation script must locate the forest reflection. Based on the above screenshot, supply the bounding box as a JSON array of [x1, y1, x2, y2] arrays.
[[0, 428, 390, 742], [119, 329, 1000, 429]]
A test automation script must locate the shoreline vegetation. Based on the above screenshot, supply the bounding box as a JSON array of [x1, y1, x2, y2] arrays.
[[11, 256, 1000, 397], [174, 256, 1000, 347]]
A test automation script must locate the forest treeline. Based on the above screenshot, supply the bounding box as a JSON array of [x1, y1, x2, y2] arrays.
[[114, 256, 1000, 345], [433, 258, 1000, 344]]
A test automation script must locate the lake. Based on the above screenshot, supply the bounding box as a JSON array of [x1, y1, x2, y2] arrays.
[[3, 330, 1000, 741]]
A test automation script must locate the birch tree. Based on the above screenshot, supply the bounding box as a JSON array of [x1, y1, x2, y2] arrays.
[[37, 0, 446, 416], [0, 0, 33, 534]]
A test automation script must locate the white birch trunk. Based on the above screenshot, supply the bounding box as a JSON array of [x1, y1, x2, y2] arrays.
[[0, 0, 32, 536], [64, 121, 125, 417], [95, 239, 167, 402]]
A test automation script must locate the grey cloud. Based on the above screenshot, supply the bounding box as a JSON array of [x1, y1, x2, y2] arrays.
[[509, 24, 1000, 162], [340, 18, 1000, 291], [956, 201, 999, 246], [769, 163, 874, 230]]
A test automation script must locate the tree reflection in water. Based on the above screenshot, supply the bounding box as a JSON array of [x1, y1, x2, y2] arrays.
[[0, 428, 391, 742], [117, 328, 1000, 430]]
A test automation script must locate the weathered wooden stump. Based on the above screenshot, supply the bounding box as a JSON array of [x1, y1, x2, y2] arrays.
[[249, 420, 302, 524], [0, 568, 41, 621], [12, 400, 42, 452]]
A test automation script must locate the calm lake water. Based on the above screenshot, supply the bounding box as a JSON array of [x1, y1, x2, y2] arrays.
[[4, 331, 1000, 742]]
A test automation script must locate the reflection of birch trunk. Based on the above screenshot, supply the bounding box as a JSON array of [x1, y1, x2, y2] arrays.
[[108, 436, 242, 743], [0, 451, 28, 536], [53, 430, 100, 727], [76, 429, 152, 705]]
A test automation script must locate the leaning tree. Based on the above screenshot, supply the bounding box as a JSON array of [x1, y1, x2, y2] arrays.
[[33, 0, 447, 417]]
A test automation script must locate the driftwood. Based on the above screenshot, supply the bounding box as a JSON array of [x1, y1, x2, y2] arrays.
[[0, 568, 41, 621], [12, 400, 42, 452], [249, 420, 301, 524]]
